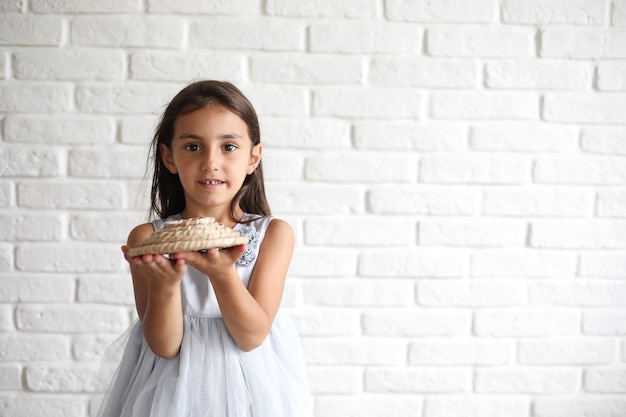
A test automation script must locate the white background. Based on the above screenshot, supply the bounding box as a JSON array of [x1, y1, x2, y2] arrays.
[[1, 0, 626, 416]]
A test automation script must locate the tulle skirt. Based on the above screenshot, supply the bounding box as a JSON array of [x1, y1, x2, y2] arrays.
[[97, 313, 312, 417]]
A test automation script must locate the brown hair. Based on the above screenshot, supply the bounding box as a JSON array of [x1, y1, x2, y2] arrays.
[[148, 80, 270, 222]]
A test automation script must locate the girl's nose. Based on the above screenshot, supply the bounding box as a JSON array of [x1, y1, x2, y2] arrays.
[[202, 149, 220, 171]]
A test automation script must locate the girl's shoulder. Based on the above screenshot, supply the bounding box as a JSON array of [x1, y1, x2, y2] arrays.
[[126, 222, 155, 246]]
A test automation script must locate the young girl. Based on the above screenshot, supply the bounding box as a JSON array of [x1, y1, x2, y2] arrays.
[[98, 80, 311, 417]]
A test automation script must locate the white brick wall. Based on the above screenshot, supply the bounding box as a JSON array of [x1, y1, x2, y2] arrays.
[[1, 1, 625, 416]]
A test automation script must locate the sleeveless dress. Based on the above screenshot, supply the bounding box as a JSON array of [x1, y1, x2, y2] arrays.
[[97, 214, 312, 417]]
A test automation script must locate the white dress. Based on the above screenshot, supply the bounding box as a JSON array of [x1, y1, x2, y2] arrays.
[[98, 214, 312, 417]]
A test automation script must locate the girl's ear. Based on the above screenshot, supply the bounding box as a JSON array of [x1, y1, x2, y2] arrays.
[[247, 143, 262, 175], [160, 144, 178, 174]]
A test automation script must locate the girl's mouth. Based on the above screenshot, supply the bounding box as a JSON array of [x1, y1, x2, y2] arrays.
[[200, 180, 224, 185]]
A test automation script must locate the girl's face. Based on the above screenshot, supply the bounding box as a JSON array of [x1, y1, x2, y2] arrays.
[[160, 104, 262, 222]]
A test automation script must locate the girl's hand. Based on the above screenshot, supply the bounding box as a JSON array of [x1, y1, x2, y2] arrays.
[[121, 245, 187, 288], [171, 244, 247, 281]]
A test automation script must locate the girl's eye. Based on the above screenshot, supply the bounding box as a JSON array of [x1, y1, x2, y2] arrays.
[[223, 144, 238, 152], [184, 144, 201, 152]]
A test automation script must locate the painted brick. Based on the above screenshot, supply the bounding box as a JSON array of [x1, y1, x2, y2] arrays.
[[242, 85, 309, 116], [358, 248, 466, 277], [267, 184, 362, 214], [543, 93, 626, 123], [470, 123, 578, 152], [266, 0, 376, 18], [71, 16, 185, 48], [533, 398, 626, 417], [534, 155, 626, 185], [354, 122, 466, 151], [130, 51, 245, 82], [0, 243, 13, 272], [0, 148, 59, 177], [419, 219, 527, 247], [26, 364, 108, 392], [585, 367, 626, 393], [615, 0, 626, 26], [476, 367, 580, 393], [262, 150, 304, 180], [73, 334, 121, 361], [302, 338, 407, 365], [529, 280, 626, 307], [310, 21, 422, 54], [474, 308, 580, 336], [386, 0, 496, 22], [0, 335, 70, 361], [303, 279, 414, 307], [530, 220, 626, 249], [579, 252, 626, 278], [0, 182, 13, 207], [262, 117, 351, 149], [502, 0, 607, 24], [69, 149, 145, 179], [0, 274, 74, 302], [0, 83, 72, 112], [482, 187, 593, 216], [307, 367, 362, 394], [369, 57, 479, 88], [0, 397, 86, 417], [4, 115, 116, 145], [427, 26, 535, 57], [306, 152, 417, 183], [13, 49, 125, 81], [189, 18, 304, 51], [0, 214, 63, 241], [518, 338, 618, 365], [313, 87, 422, 119], [583, 309, 626, 335], [365, 367, 471, 393], [368, 185, 478, 215], [0, 364, 21, 390], [581, 126, 626, 154], [16, 305, 129, 333], [430, 91, 539, 120], [75, 83, 180, 114], [290, 308, 360, 336], [0, 304, 13, 331], [17, 181, 126, 209], [119, 115, 158, 145], [471, 249, 577, 278], [0, 14, 63, 46], [251, 54, 364, 84], [290, 248, 357, 277], [362, 309, 471, 336], [315, 395, 422, 417], [542, 29, 626, 58], [16, 243, 121, 272], [597, 62, 626, 91], [304, 217, 413, 246], [148, 0, 257, 14], [409, 339, 514, 365], [597, 189, 626, 217], [420, 153, 530, 184], [418, 280, 528, 307], [77, 275, 134, 305], [31, 0, 142, 12], [0, 1, 22, 12], [425, 396, 529, 417], [485, 60, 592, 90]]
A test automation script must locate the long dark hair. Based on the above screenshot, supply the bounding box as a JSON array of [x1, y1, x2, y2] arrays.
[[148, 80, 270, 222]]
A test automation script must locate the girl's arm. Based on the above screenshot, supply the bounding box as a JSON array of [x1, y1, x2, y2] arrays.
[[123, 223, 186, 359], [175, 219, 294, 352]]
